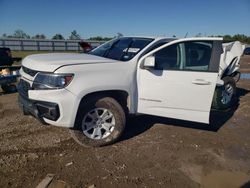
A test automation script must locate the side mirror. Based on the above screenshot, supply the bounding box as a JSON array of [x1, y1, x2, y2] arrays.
[[143, 56, 155, 69]]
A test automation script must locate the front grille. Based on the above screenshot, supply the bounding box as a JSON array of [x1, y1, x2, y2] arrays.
[[22, 66, 38, 77], [17, 79, 32, 97]]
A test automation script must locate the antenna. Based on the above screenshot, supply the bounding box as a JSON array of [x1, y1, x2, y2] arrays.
[[184, 32, 188, 38]]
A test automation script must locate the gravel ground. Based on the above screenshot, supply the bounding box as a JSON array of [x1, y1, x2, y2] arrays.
[[0, 56, 250, 188]]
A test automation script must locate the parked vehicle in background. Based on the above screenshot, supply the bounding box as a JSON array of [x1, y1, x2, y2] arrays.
[[0, 48, 22, 66], [78, 41, 93, 53], [244, 47, 250, 55], [18, 36, 245, 147], [0, 48, 13, 66], [0, 48, 21, 92]]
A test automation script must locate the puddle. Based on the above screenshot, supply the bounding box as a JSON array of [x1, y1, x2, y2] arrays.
[[241, 73, 250, 80], [202, 170, 250, 188]]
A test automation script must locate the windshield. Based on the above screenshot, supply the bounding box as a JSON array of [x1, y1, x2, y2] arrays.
[[89, 37, 154, 61]]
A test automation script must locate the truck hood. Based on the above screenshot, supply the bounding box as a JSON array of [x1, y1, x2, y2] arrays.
[[22, 53, 116, 72]]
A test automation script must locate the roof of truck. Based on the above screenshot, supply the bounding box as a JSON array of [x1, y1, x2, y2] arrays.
[[122, 36, 223, 41]]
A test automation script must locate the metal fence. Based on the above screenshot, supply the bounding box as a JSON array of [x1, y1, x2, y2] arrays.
[[0, 38, 105, 51]]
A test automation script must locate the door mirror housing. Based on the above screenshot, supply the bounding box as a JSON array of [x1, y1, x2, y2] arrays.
[[143, 56, 155, 69]]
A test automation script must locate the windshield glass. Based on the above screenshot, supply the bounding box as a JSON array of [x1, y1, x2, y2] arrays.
[[89, 37, 154, 61]]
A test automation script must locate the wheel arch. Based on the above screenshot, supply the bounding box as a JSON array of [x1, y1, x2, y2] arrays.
[[221, 56, 238, 78], [74, 89, 130, 128]]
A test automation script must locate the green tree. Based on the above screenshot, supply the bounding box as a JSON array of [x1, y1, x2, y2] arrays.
[[88, 36, 103, 41], [52, 34, 64, 40], [32, 34, 46, 39], [88, 36, 113, 41], [223, 35, 232, 42], [69, 30, 81, 40], [13, 29, 30, 38], [209, 34, 250, 44]]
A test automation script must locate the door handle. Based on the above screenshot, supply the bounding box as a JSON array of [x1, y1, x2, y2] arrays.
[[192, 79, 211, 85]]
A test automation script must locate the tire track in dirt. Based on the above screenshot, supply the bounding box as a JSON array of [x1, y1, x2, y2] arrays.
[[0, 138, 74, 158], [0, 128, 53, 140], [0, 109, 19, 119]]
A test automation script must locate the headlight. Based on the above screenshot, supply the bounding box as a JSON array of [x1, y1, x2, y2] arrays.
[[33, 73, 74, 90]]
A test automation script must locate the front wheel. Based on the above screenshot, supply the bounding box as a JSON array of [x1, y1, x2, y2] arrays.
[[212, 76, 236, 110], [70, 97, 126, 147]]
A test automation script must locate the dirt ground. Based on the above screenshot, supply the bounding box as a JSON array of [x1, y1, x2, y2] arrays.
[[240, 56, 250, 73], [1, 56, 250, 188]]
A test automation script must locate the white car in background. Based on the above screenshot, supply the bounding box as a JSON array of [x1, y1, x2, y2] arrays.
[[18, 36, 244, 146]]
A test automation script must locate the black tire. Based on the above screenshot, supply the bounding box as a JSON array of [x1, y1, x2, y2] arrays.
[[1, 84, 17, 93], [212, 76, 236, 110], [70, 97, 126, 147]]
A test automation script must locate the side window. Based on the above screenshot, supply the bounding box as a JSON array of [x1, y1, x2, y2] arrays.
[[154, 44, 180, 70], [152, 41, 213, 71], [183, 41, 213, 71]]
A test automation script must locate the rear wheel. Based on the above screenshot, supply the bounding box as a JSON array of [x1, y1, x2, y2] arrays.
[[212, 76, 236, 110], [70, 97, 126, 147]]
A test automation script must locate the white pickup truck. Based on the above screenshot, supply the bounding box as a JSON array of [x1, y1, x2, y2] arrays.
[[18, 36, 244, 146]]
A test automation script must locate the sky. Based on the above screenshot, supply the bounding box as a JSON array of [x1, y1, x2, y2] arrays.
[[0, 0, 249, 39]]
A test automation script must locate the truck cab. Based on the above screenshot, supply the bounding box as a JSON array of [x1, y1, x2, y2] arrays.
[[18, 36, 244, 146]]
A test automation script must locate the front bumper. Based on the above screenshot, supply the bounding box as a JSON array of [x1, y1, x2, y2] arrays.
[[18, 93, 60, 124], [18, 79, 59, 123], [17, 78, 79, 128]]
